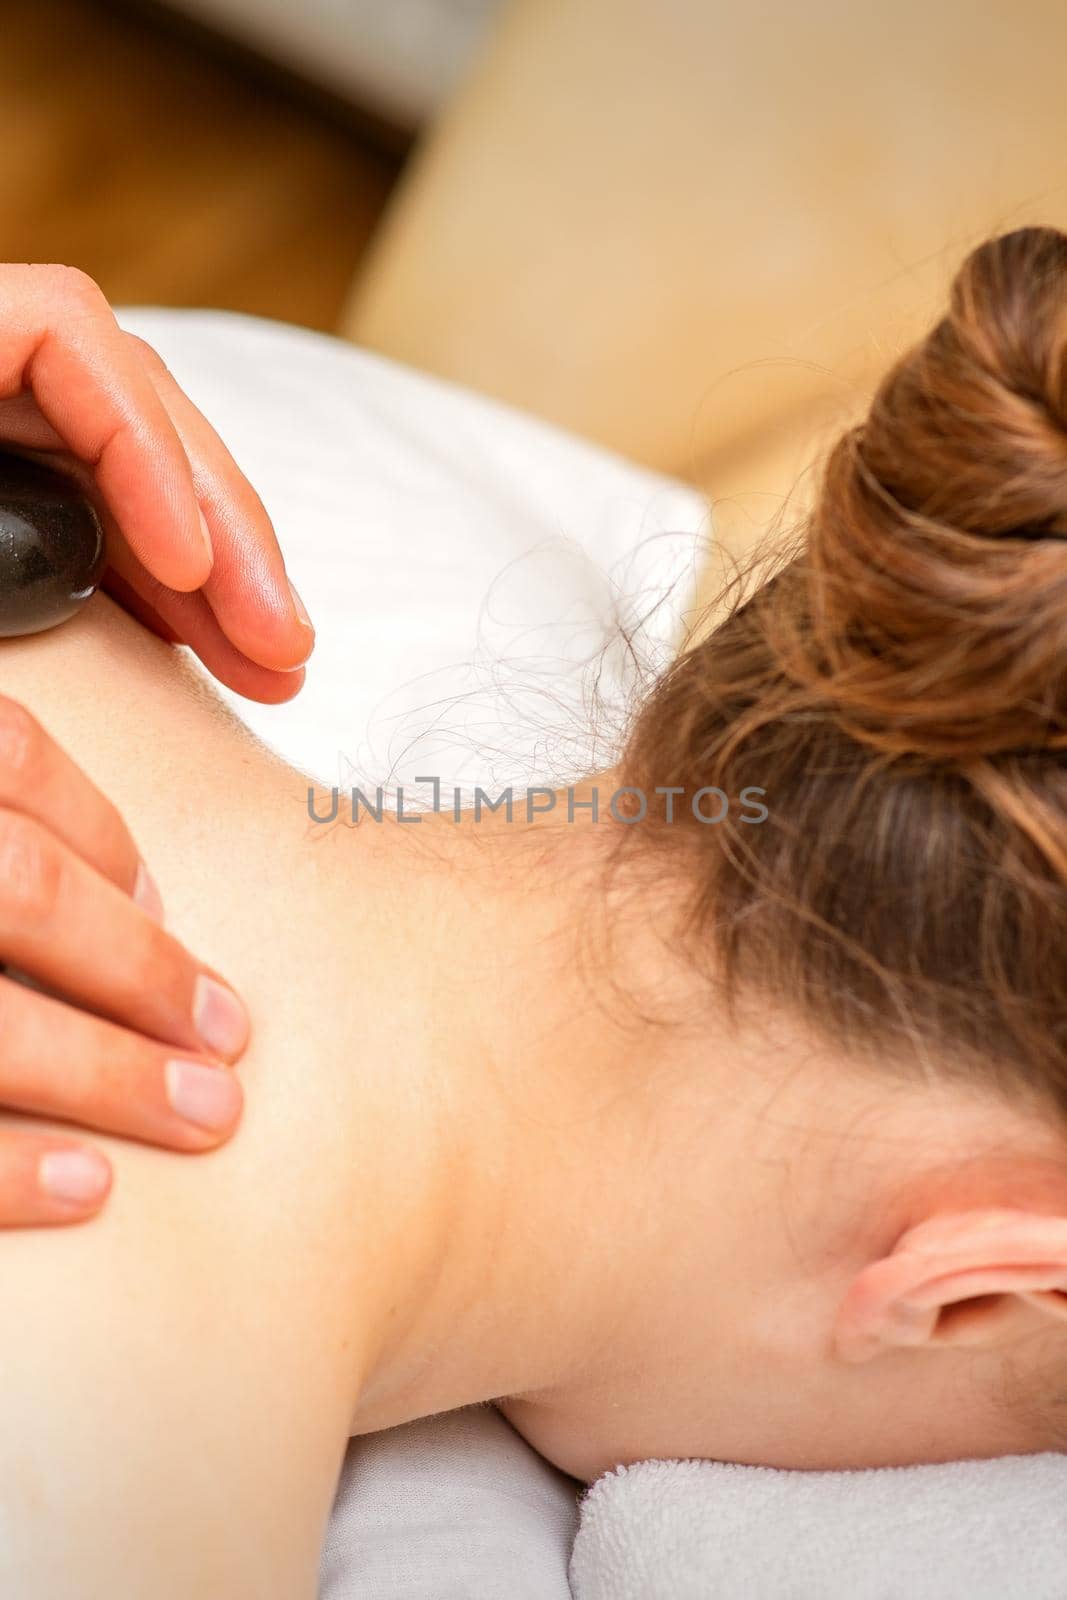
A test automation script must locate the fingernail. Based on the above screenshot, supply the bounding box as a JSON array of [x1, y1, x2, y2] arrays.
[[134, 860, 165, 925], [194, 975, 249, 1059], [165, 1059, 242, 1132], [39, 1148, 111, 1205], [288, 577, 314, 633], [198, 507, 214, 564]]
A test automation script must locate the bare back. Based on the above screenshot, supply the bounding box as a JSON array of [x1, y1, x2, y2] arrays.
[[0, 596, 430, 1598]]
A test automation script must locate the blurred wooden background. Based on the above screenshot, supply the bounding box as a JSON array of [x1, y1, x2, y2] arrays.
[[341, 0, 1067, 573], [0, 0, 402, 330], [5, 0, 1067, 596]]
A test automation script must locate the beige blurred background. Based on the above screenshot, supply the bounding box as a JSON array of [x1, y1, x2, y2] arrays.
[[6, 0, 1067, 594]]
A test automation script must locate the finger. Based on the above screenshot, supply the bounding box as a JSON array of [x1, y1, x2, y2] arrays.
[[0, 809, 249, 1060], [0, 1127, 112, 1227], [0, 694, 149, 900], [131, 335, 314, 670], [102, 549, 307, 704], [0, 264, 211, 590], [0, 975, 242, 1151], [0, 387, 67, 451]]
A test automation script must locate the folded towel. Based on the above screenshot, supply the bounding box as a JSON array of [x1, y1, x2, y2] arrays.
[[569, 1452, 1067, 1600]]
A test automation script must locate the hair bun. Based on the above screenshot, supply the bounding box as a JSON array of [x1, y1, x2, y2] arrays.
[[795, 224, 1067, 762]]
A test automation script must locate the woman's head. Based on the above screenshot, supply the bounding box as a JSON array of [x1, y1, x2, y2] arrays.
[[350, 227, 1067, 1482], [556, 224, 1067, 1471], [623, 223, 1067, 1119]]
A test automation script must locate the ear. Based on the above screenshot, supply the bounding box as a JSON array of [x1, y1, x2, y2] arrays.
[[833, 1208, 1067, 1363]]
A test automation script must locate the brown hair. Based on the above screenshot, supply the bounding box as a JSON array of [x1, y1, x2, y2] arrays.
[[620, 225, 1067, 1117]]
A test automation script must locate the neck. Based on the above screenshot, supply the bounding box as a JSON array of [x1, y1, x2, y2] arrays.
[[344, 772, 688, 1439], [342, 772, 1046, 1483]]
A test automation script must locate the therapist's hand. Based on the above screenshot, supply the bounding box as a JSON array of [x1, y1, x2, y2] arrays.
[[0, 262, 314, 702], [0, 697, 249, 1226]]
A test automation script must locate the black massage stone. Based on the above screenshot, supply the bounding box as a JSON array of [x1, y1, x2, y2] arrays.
[[0, 451, 106, 637]]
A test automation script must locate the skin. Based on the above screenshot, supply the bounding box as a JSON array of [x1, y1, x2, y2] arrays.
[[0, 262, 315, 1222], [1, 595, 1067, 1598]]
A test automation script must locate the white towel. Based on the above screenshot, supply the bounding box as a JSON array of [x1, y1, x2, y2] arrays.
[[569, 1452, 1067, 1600]]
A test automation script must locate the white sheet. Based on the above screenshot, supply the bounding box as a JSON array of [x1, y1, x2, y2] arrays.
[[116, 307, 707, 798], [321, 1407, 578, 1600]]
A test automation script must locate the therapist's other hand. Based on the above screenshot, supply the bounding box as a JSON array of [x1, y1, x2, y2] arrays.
[[0, 697, 248, 1227], [0, 262, 314, 702]]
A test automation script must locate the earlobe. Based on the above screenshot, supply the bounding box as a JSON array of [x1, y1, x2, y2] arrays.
[[833, 1208, 1067, 1364]]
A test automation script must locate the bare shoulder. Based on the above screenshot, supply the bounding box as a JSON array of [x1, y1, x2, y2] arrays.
[[0, 595, 385, 1596]]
